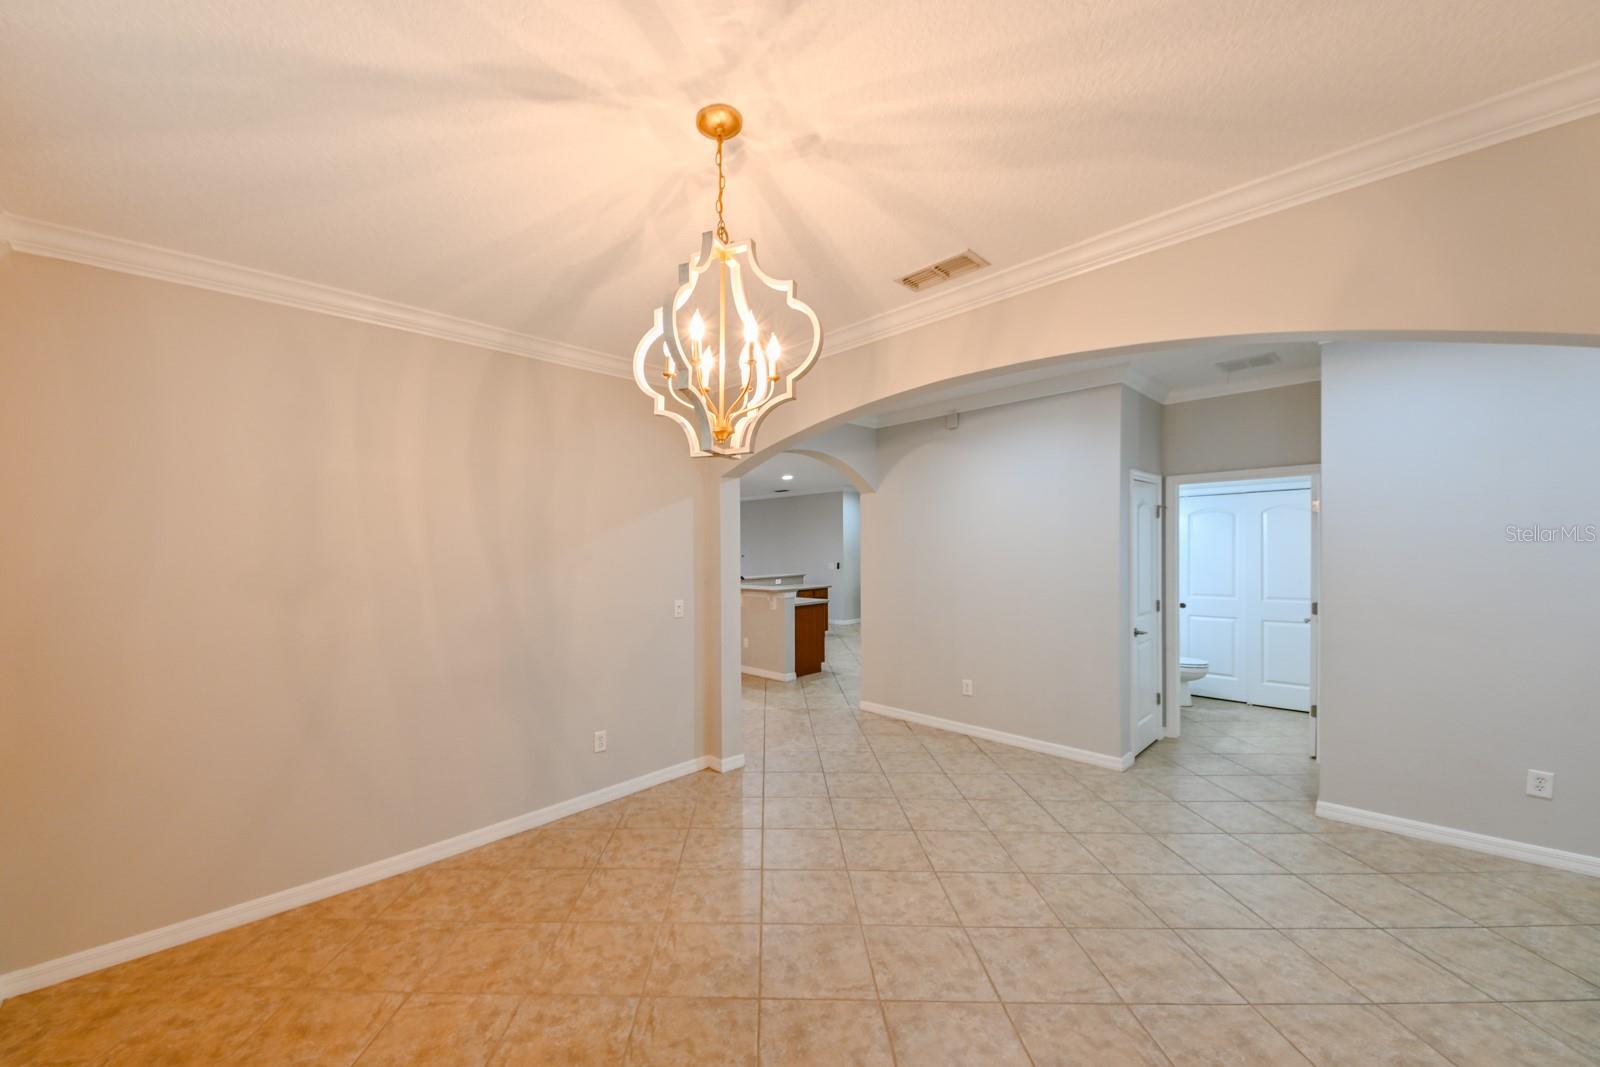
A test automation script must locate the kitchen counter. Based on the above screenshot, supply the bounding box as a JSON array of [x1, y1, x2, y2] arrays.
[[742, 585, 832, 679]]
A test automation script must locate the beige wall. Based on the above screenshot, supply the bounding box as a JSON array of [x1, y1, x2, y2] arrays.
[[861, 386, 1126, 759], [0, 252, 711, 973], [1162, 382, 1321, 475], [859, 384, 1163, 761], [1320, 342, 1600, 859], [739, 591, 795, 678]]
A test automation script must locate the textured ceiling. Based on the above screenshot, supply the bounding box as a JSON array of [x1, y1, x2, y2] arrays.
[[3, 1, 1599, 360]]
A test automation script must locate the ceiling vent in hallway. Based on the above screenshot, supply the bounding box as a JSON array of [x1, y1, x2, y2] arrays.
[[898, 250, 990, 291], [1214, 351, 1281, 374]]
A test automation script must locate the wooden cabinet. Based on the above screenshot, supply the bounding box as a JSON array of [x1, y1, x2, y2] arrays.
[[796, 588, 830, 634], [794, 602, 827, 676]]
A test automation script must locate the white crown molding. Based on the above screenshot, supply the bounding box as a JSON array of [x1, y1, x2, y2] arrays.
[[1315, 801, 1600, 877], [858, 699, 1130, 771], [0, 213, 632, 379], [825, 62, 1600, 356], [0, 751, 732, 1001]]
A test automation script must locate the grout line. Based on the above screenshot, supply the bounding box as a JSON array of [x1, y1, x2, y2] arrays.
[[346, 990, 409, 1065]]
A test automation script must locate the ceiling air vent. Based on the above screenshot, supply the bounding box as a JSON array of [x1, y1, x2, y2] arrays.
[[898, 250, 990, 292], [1214, 351, 1281, 374]]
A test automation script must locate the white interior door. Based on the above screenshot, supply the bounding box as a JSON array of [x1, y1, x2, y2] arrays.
[[1179, 497, 1246, 701], [1130, 476, 1163, 754], [1256, 494, 1314, 711], [1179, 487, 1312, 711]]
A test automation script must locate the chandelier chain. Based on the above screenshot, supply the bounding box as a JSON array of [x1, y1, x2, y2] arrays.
[[714, 137, 729, 243]]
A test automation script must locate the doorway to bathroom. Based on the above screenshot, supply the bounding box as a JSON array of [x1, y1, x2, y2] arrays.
[[1163, 466, 1321, 757]]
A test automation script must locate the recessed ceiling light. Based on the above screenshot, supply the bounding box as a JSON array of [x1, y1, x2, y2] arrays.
[[781, 473, 794, 480]]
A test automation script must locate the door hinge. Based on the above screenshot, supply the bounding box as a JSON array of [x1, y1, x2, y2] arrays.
[[1156, 504, 1165, 517], [1155, 599, 1161, 612], [1156, 692, 1162, 706], [1310, 703, 1318, 718], [1311, 601, 1319, 616]]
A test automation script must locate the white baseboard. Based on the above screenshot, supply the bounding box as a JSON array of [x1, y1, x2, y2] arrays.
[[830, 617, 860, 626], [741, 665, 796, 682], [0, 754, 719, 1001], [858, 700, 1127, 772], [1314, 801, 1600, 877]]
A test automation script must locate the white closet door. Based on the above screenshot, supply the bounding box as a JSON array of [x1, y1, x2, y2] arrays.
[[1255, 492, 1313, 711], [1180, 488, 1312, 710], [1179, 497, 1247, 702]]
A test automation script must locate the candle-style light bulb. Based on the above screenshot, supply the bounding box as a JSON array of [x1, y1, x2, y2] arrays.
[[689, 311, 705, 344], [766, 335, 781, 378]]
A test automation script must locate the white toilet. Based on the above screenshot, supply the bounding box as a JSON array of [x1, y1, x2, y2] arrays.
[[1178, 657, 1209, 707]]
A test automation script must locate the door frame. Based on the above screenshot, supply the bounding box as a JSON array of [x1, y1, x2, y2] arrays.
[[1127, 469, 1165, 757], [1161, 464, 1321, 740]]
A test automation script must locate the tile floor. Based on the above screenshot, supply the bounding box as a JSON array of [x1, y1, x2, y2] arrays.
[[4, 626, 1599, 1064]]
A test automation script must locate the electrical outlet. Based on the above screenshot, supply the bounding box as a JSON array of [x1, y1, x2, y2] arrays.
[[961, 679, 973, 697], [673, 599, 685, 618], [594, 730, 607, 753], [1526, 769, 1554, 799]]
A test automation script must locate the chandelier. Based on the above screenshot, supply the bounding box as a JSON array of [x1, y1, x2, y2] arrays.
[[633, 104, 822, 458]]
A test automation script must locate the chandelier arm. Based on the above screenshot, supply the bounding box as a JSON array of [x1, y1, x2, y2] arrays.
[[724, 375, 757, 419]]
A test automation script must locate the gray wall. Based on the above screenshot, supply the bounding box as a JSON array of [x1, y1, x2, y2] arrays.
[[862, 386, 1125, 759], [1163, 381, 1320, 475], [840, 493, 862, 623], [0, 253, 708, 973], [1320, 342, 1599, 859], [740, 491, 861, 620]]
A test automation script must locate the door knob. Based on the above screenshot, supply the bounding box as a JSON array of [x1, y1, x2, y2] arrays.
[[1133, 628, 1148, 636]]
